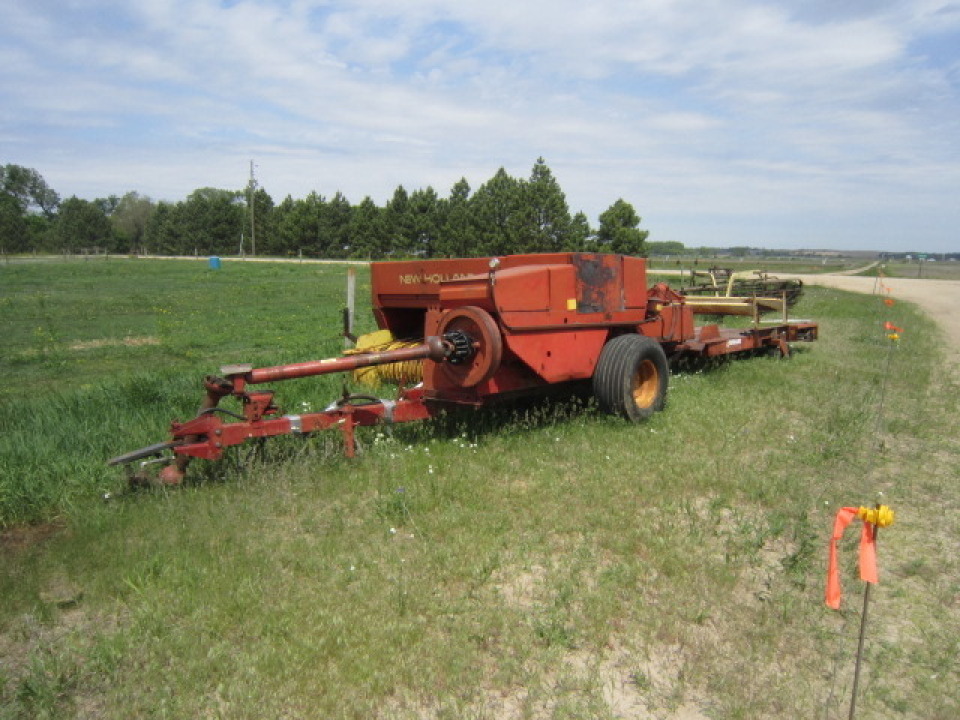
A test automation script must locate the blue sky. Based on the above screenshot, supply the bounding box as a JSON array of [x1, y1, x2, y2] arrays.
[[2, 0, 958, 252]]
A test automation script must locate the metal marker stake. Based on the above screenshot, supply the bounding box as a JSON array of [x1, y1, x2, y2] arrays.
[[848, 518, 879, 720], [344, 267, 356, 349]]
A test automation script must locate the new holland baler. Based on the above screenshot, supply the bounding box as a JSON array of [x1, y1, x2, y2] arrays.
[[109, 253, 817, 483]]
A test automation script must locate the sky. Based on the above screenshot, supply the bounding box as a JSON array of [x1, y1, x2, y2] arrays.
[[2, 0, 959, 252]]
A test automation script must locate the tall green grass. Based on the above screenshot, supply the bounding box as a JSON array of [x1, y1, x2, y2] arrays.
[[0, 259, 372, 526], [1, 259, 958, 718]]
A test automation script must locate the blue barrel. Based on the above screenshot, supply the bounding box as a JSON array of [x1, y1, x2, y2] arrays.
[[209, 256, 222, 269]]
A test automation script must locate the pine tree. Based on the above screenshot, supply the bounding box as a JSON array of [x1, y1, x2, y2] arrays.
[[596, 199, 649, 256], [525, 158, 573, 252]]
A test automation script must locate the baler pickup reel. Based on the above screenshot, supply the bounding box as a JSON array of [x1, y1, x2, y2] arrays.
[[108, 332, 477, 485]]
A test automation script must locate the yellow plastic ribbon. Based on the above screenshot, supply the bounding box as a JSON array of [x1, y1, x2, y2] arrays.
[[857, 505, 894, 528]]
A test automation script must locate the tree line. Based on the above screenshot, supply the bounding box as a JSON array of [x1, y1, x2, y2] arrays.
[[1, 159, 650, 259]]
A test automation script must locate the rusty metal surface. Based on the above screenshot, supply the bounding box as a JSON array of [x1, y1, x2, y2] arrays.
[[573, 253, 618, 314]]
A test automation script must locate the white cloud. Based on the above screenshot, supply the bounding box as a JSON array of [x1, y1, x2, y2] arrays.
[[0, 0, 957, 250]]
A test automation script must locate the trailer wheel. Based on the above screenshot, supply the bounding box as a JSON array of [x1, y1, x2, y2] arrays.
[[593, 334, 669, 421]]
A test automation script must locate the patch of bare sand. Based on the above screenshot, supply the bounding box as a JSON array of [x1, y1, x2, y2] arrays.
[[69, 336, 159, 350], [0, 520, 66, 552]]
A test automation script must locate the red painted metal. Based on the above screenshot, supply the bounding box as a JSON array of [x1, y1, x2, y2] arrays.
[[166, 386, 433, 462], [109, 252, 818, 478]]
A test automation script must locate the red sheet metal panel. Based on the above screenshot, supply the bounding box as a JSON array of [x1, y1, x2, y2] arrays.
[[503, 329, 609, 383]]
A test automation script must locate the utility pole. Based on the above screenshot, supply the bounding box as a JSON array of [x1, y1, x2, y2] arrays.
[[248, 160, 257, 257]]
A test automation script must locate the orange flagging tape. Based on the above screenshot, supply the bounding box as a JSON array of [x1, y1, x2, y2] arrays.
[[825, 506, 893, 610]]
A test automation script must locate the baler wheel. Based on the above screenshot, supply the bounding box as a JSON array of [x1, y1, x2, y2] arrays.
[[593, 335, 669, 421], [437, 306, 503, 388]]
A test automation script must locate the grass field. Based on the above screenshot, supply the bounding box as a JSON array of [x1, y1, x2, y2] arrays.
[[1, 258, 958, 718], [0, 258, 380, 527]]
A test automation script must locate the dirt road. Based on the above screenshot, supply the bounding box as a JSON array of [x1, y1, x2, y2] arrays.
[[788, 274, 960, 352]]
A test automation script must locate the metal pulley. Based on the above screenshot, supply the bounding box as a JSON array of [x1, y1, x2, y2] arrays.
[[436, 306, 503, 388]]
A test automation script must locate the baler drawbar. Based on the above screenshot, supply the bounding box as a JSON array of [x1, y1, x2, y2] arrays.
[[108, 253, 817, 484]]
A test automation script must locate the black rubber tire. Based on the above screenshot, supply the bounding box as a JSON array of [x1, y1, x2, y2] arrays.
[[593, 334, 669, 421]]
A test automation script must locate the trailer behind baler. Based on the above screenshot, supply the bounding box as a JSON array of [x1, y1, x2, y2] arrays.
[[108, 253, 817, 484]]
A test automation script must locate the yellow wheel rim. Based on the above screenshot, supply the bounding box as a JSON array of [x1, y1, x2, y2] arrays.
[[631, 358, 659, 409]]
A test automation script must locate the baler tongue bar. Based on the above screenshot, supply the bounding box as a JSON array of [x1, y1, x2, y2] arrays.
[[108, 334, 472, 485]]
